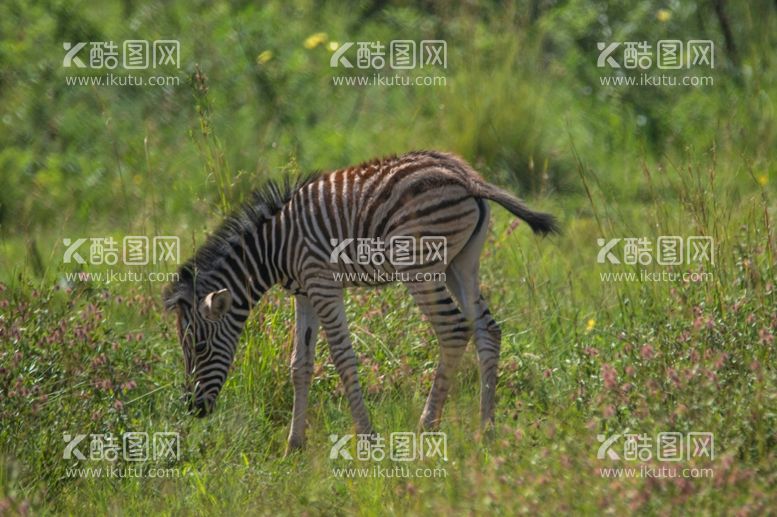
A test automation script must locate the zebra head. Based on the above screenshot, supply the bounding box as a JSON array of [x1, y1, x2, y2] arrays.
[[165, 284, 241, 417]]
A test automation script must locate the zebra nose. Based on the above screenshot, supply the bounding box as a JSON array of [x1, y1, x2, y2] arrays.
[[180, 392, 194, 409], [189, 397, 213, 417]]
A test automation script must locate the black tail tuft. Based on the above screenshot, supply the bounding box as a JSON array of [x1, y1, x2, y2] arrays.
[[521, 210, 560, 236], [475, 182, 560, 236]]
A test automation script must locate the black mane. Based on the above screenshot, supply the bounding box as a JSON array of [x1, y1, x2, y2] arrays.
[[163, 172, 319, 308]]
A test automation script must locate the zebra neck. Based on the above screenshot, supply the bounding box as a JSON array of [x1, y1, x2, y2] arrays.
[[233, 218, 288, 299], [196, 207, 296, 317]]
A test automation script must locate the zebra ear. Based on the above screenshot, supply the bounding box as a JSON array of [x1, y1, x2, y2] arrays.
[[199, 289, 232, 321]]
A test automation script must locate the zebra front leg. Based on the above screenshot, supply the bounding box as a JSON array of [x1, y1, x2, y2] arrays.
[[286, 295, 319, 454], [407, 281, 472, 430], [309, 290, 374, 436]]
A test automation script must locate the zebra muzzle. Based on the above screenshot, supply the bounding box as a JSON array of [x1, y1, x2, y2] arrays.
[[188, 396, 214, 417]]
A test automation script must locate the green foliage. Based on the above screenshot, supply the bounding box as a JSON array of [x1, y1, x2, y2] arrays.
[[0, 0, 776, 514]]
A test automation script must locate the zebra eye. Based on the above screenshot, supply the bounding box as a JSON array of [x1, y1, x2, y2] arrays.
[[194, 341, 208, 354]]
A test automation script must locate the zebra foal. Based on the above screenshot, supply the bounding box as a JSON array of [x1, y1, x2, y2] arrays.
[[164, 151, 557, 452]]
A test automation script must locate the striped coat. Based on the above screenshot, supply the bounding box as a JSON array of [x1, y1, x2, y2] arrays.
[[164, 150, 557, 452]]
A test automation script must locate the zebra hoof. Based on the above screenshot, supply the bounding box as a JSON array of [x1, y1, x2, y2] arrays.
[[285, 436, 305, 456], [480, 422, 497, 442], [418, 414, 441, 432]]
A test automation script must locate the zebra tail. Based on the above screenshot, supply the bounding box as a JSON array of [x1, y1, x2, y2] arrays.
[[473, 182, 560, 236]]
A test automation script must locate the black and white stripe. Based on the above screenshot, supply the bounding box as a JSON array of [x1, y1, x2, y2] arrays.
[[164, 150, 558, 450]]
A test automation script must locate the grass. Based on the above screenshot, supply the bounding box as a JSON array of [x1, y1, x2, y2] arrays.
[[1, 163, 775, 513], [1, 1, 777, 515]]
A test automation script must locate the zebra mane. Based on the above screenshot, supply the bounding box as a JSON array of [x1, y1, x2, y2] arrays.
[[163, 172, 319, 310]]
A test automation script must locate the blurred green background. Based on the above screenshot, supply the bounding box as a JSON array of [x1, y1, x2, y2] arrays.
[[1, 0, 773, 250]]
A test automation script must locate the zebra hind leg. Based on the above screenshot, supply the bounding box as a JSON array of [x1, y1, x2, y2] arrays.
[[445, 200, 501, 430], [471, 295, 501, 431], [447, 278, 501, 430], [406, 280, 472, 430]]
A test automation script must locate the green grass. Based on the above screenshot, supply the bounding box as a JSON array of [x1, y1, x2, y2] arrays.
[[1, 1, 777, 515], [2, 175, 775, 514]]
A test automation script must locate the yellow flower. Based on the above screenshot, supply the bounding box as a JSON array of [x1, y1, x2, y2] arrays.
[[656, 9, 671, 22], [585, 319, 596, 332], [328, 41, 339, 52], [304, 32, 328, 49], [256, 50, 273, 65], [757, 174, 768, 186]]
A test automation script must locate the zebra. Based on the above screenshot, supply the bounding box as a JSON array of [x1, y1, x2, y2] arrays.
[[164, 150, 558, 452]]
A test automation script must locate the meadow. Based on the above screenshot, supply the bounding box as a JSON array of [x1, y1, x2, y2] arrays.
[[0, 1, 775, 515]]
